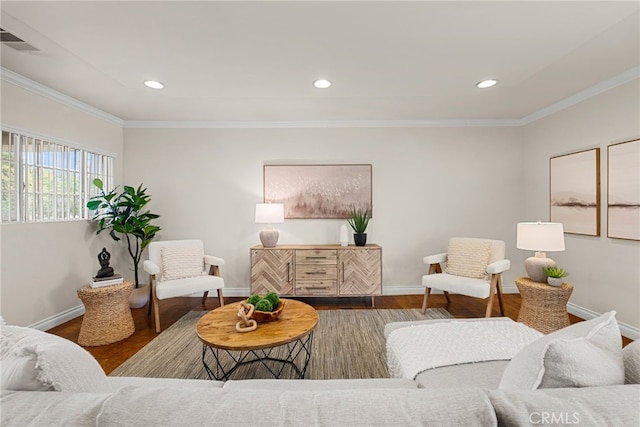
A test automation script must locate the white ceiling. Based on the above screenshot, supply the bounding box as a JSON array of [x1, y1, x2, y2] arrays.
[[1, 1, 639, 123]]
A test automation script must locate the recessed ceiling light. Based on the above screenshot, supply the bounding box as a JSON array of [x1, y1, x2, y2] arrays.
[[476, 79, 497, 89], [313, 79, 331, 89], [144, 80, 164, 89]]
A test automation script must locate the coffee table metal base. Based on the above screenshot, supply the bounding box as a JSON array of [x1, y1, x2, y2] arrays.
[[201, 331, 314, 381]]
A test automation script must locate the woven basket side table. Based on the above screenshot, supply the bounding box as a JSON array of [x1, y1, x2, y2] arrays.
[[77, 281, 135, 346], [515, 277, 574, 334]]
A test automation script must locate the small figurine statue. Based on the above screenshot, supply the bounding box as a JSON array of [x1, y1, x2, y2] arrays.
[[95, 248, 114, 278]]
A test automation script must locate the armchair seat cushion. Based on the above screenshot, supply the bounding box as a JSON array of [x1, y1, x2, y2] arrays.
[[155, 274, 224, 300], [422, 273, 490, 299]]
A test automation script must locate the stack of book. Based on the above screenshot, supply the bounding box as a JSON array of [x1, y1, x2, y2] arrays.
[[90, 274, 123, 288]]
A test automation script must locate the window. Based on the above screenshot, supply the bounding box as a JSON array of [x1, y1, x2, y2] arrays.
[[1, 130, 114, 223]]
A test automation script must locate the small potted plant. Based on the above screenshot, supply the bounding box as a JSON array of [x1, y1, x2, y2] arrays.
[[347, 205, 370, 246], [544, 266, 569, 287]]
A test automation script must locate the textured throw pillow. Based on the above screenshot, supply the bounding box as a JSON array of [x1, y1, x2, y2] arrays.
[[622, 339, 640, 384], [160, 246, 205, 281], [499, 311, 624, 390], [1, 325, 108, 392], [445, 239, 492, 280]]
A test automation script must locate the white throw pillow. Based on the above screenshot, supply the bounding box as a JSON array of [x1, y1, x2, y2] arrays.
[[1, 325, 108, 392], [445, 239, 491, 280], [160, 246, 205, 281], [499, 311, 624, 390]]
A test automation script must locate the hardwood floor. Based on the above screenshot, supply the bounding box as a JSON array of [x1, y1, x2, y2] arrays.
[[47, 293, 618, 375]]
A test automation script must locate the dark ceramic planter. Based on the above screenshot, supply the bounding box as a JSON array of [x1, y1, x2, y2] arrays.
[[354, 233, 367, 246]]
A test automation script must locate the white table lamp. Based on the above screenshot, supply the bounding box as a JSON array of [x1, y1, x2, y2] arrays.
[[517, 221, 565, 283], [255, 203, 284, 247]]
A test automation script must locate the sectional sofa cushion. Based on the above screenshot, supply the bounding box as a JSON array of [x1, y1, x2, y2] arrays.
[[488, 385, 640, 427], [0, 325, 109, 392], [95, 385, 498, 427], [499, 311, 624, 390]]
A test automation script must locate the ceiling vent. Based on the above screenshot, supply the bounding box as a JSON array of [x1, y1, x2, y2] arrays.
[[0, 28, 38, 51]]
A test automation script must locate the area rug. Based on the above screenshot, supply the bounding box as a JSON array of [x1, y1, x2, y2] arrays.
[[110, 308, 453, 380]]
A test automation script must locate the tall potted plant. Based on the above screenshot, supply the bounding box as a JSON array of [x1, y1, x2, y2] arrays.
[[347, 205, 370, 246], [87, 179, 161, 307]]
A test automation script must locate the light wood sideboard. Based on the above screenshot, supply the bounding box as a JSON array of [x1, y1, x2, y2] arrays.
[[250, 244, 382, 306]]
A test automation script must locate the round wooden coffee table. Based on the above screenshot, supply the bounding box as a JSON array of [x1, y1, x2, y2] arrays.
[[196, 299, 318, 380]]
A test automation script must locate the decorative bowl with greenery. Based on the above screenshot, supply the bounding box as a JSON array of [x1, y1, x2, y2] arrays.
[[86, 178, 161, 289], [544, 266, 569, 287], [347, 205, 370, 246]]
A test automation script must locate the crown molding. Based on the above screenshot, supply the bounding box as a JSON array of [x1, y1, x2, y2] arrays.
[[123, 118, 521, 129], [519, 66, 640, 125], [2, 66, 637, 130], [0, 67, 124, 127]]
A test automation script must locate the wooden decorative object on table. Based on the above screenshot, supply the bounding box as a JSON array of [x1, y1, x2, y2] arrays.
[[235, 301, 257, 333], [252, 300, 285, 323]]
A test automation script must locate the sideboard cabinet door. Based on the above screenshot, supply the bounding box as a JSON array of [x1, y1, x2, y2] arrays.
[[250, 249, 294, 295], [339, 248, 382, 296]]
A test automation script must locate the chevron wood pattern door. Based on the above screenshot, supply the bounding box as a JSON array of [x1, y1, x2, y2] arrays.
[[339, 248, 382, 296], [250, 249, 294, 295]]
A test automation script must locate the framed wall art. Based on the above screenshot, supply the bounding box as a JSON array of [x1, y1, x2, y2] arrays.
[[607, 139, 640, 240], [549, 148, 600, 236], [264, 164, 372, 219]]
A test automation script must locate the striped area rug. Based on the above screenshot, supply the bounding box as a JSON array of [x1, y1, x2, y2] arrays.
[[110, 308, 452, 380]]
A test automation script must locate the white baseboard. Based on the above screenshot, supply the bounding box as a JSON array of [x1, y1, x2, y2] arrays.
[[30, 305, 85, 331], [567, 303, 639, 341], [383, 283, 519, 295]]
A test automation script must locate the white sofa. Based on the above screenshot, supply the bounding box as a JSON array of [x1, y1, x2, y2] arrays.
[[1, 314, 639, 426]]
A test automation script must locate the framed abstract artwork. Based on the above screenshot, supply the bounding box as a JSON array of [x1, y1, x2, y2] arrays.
[[549, 148, 600, 236], [607, 139, 640, 240], [264, 164, 372, 219]]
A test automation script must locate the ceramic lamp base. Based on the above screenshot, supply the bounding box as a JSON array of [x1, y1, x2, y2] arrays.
[[524, 252, 556, 283], [259, 229, 279, 247]]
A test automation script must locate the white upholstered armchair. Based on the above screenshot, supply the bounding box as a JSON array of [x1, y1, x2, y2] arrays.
[[421, 237, 510, 317], [143, 240, 225, 332]]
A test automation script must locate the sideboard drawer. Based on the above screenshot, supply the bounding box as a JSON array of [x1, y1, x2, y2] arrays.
[[296, 280, 338, 296], [295, 250, 338, 265], [296, 266, 337, 280]]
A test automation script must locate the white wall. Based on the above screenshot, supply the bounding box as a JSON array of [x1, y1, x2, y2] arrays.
[[521, 79, 640, 330], [123, 126, 524, 295], [0, 82, 124, 327]]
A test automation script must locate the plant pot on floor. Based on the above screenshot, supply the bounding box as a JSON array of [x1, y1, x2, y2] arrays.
[[354, 233, 367, 246], [130, 284, 150, 308]]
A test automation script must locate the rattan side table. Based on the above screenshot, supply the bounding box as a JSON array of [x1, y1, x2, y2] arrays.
[[515, 277, 573, 334], [77, 281, 135, 346]]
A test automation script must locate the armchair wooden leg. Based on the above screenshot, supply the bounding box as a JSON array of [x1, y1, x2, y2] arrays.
[[153, 296, 161, 333], [485, 274, 499, 317], [201, 291, 209, 306], [147, 275, 154, 316], [496, 276, 505, 316], [421, 287, 431, 314], [217, 289, 224, 307], [443, 291, 451, 304]]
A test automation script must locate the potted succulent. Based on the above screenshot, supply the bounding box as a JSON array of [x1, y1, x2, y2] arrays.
[[544, 266, 569, 287], [86, 179, 161, 308], [347, 205, 370, 247]]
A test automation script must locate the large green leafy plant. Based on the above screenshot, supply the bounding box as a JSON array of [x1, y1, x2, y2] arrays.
[[87, 179, 161, 288]]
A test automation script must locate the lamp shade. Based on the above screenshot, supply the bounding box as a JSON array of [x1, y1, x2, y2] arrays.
[[255, 203, 284, 224], [516, 222, 565, 252]]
